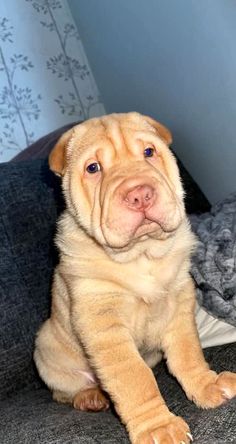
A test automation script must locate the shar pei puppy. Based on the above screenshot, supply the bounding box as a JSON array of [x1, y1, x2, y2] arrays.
[[34, 112, 236, 444]]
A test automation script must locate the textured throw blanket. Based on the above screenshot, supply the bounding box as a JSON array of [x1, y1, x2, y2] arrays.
[[190, 192, 236, 327]]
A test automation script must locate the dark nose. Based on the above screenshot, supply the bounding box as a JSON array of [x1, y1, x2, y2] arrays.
[[124, 185, 155, 211]]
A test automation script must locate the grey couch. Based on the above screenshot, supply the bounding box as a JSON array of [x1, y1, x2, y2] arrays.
[[0, 128, 235, 444]]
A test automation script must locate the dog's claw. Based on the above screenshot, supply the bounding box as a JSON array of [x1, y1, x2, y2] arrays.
[[187, 432, 193, 442]]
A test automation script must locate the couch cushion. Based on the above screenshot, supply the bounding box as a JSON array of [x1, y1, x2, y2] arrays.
[[0, 344, 235, 444], [0, 159, 62, 400]]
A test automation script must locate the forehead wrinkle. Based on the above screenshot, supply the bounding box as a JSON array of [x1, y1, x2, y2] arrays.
[[73, 123, 108, 158], [104, 120, 135, 161], [74, 118, 138, 162], [105, 119, 123, 153], [96, 142, 116, 166]]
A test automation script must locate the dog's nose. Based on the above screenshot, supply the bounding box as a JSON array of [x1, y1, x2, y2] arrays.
[[124, 185, 155, 211]]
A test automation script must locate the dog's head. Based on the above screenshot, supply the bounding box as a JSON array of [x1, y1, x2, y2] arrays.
[[49, 112, 185, 254]]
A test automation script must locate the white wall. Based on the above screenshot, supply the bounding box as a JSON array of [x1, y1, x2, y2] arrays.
[[68, 0, 236, 204]]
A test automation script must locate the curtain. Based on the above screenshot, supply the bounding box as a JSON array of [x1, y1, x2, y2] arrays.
[[0, 0, 105, 162]]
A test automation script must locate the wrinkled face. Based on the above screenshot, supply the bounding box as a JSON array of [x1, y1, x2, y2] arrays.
[[50, 112, 185, 252]]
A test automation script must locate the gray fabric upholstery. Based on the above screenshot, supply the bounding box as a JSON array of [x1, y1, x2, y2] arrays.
[[0, 159, 62, 400], [0, 344, 236, 444]]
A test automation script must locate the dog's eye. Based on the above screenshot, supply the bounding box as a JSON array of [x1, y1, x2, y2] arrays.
[[86, 162, 101, 174], [144, 147, 155, 158]]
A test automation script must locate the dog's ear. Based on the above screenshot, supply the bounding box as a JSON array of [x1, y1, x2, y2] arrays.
[[144, 116, 172, 146], [49, 128, 73, 176]]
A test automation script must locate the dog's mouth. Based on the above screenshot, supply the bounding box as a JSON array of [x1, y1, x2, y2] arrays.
[[143, 218, 154, 225], [99, 209, 179, 251], [134, 213, 178, 240], [134, 217, 159, 238]]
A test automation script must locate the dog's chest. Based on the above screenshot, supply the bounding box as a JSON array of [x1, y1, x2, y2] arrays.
[[125, 295, 174, 353], [123, 254, 177, 303], [122, 258, 177, 350]]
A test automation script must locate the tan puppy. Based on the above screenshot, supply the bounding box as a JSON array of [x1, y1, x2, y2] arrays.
[[34, 112, 236, 444]]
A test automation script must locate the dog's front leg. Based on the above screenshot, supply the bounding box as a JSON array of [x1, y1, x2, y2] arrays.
[[71, 282, 191, 444], [162, 278, 236, 409]]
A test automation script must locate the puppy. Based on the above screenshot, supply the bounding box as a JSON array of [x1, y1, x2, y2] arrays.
[[34, 112, 236, 444]]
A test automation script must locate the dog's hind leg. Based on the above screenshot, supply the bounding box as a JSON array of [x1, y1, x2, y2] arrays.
[[52, 387, 110, 412], [73, 387, 110, 411], [34, 319, 107, 410]]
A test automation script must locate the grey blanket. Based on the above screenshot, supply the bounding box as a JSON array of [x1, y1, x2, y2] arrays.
[[190, 192, 236, 327]]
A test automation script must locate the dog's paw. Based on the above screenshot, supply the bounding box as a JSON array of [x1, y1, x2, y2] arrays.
[[215, 371, 236, 401], [192, 371, 236, 409], [73, 387, 110, 412], [135, 416, 192, 444]]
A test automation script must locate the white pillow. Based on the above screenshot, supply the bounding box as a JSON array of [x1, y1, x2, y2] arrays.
[[196, 302, 236, 348]]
